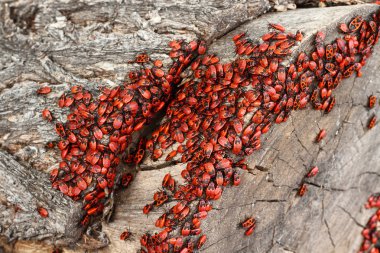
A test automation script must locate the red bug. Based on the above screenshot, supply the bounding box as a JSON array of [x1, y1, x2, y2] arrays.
[[37, 86, 52, 95], [368, 115, 377, 129], [42, 109, 53, 121], [50, 168, 59, 182], [269, 23, 286, 32], [298, 184, 307, 197], [133, 53, 150, 63], [182, 222, 191, 236], [37, 207, 49, 218], [368, 95, 376, 109], [198, 40, 207, 55], [143, 203, 153, 214], [120, 230, 132, 240], [233, 32, 246, 42], [325, 96, 335, 113], [315, 31, 325, 43], [245, 224, 256, 236], [241, 217, 256, 228], [152, 67, 165, 78], [295, 30, 303, 41], [197, 235, 207, 249], [339, 23, 350, 33], [306, 166, 319, 178], [55, 123, 66, 137], [121, 173, 133, 188], [316, 129, 326, 142], [155, 213, 166, 228], [348, 16, 363, 32]]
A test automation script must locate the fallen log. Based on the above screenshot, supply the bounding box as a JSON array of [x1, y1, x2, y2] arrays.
[[0, 2, 379, 253], [102, 4, 380, 253]]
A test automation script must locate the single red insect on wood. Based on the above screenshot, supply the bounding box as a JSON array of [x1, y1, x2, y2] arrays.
[[295, 30, 303, 41], [121, 173, 133, 188], [315, 31, 325, 43], [241, 217, 256, 228], [233, 32, 246, 42], [368, 95, 377, 109], [55, 123, 66, 137], [120, 230, 132, 240], [155, 213, 166, 228], [197, 235, 207, 249], [42, 109, 53, 121], [198, 40, 207, 55], [298, 184, 307, 197], [37, 86, 52, 95], [316, 129, 326, 143], [306, 166, 319, 178], [368, 115, 377, 129], [37, 207, 49, 218], [339, 23, 350, 33], [181, 222, 191, 236], [244, 224, 256, 236], [348, 16, 363, 32], [269, 23, 286, 32], [132, 53, 150, 63], [143, 203, 153, 214]]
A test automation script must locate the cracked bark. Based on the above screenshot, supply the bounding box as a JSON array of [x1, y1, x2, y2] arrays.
[[324, 219, 336, 248], [0, 2, 379, 253]]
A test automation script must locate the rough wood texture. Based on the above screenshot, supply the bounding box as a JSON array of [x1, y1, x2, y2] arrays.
[[0, 1, 379, 253], [0, 151, 83, 244], [0, 0, 271, 89]]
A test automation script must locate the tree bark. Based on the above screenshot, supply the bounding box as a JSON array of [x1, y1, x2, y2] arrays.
[[0, 151, 83, 244], [0, 1, 379, 253]]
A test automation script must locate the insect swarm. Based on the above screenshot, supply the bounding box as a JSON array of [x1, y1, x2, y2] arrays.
[[359, 194, 380, 253], [33, 8, 380, 253], [136, 10, 380, 253], [39, 39, 204, 226]]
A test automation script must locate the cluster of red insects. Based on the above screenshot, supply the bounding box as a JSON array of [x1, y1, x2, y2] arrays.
[[360, 194, 380, 253], [136, 11, 380, 253], [36, 8, 380, 253], [358, 93, 379, 253], [37, 41, 202, 224]]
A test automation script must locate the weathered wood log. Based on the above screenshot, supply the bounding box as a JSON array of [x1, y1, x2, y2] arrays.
[[101, 4, 380, 253], [0, 1, 379, 253]]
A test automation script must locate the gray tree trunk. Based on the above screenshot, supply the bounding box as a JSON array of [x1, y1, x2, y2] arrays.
[[0, 1, 379, 253]]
